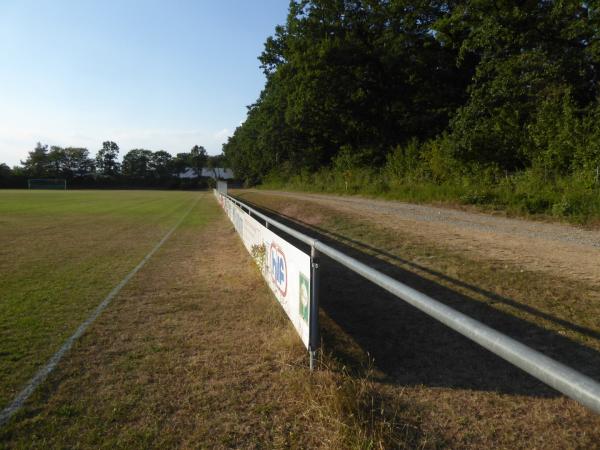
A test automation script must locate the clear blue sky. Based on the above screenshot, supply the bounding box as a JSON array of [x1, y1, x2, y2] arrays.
[[0, 0, 289, 166]]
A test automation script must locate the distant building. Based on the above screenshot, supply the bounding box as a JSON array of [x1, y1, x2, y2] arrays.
[[177, 167, 234, 180]]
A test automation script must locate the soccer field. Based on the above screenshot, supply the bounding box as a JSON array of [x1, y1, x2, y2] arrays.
[[0, 190, 201, 408]]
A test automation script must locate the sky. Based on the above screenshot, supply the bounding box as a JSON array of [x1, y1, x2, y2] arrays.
[[0, 0, 289, 166]]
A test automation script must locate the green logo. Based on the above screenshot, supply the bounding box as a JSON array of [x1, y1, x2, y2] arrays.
[[299, 273, 309, 324]]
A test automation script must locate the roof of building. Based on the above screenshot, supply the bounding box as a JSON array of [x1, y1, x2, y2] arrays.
[[177, 167, 234, 179]]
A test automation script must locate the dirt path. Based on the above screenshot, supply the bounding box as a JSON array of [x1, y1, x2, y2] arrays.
[[258, 190, 600, 284]]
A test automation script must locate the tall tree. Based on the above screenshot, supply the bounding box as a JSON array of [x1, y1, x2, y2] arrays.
[[0, 163, 11, 179], [173, 152, 191, 175], [149, 150, 173, 178], [64, 147, 95, 177], [48, 146, 66, 176], [225, 0, 470, 182], [21, 142, 51, 177], [206, 153, 226, 179], [96, 141, 120, 176], [189, 145, 208, 177], [438, 1, 600, 170], [122, 149, 153, 178], [0, 163, 13, 187]]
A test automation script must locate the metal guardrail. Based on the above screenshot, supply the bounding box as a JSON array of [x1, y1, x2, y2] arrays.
[[224, 193, 600, 414]]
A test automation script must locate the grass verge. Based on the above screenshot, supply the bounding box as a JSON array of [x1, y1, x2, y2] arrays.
[[261, 168, 600, 226]]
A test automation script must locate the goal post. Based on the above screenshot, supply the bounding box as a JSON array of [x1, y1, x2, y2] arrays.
[[27, 178, 67, 190]]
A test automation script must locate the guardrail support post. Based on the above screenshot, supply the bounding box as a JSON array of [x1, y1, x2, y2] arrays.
[[309, 246, 320, 371]]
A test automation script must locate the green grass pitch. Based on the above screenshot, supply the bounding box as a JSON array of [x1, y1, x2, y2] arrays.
[[0, 190, 200, 407]]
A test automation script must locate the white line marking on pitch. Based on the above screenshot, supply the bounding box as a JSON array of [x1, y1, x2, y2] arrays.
[[0, 197, 200, 427]]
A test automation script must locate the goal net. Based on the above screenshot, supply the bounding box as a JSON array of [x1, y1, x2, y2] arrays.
[[28, 178, 67, 190]]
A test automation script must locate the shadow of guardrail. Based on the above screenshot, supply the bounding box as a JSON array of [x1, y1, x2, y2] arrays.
[[236, 195, 600, 398], [246, 200, 600, 343]]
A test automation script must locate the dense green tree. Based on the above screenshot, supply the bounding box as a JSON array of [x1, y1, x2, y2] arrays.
[[0, 163, 11, 179], [122, 149, 176, 179], [224, 0, 600, 185], [44, 146, 95, 178], [122, 149, 153, 178], [10, 165, 27, 177], [206, 153, 227, 179], [437, 1, 600, 170], [225, 0, 471, 182], [189, 145, 208, 177], [21, 143, 51, 177], [150, 150, 173, 178], [63, 147, 95, 177], [47, 146, 66, 176], [0, 163, 15, 188], [4, 145, 225, 187], [96, 141, 120, 176], [173, 152, 191, 174]]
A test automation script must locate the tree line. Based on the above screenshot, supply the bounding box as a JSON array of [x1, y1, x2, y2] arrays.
[[223, 1, 600, 220], [0, 141, 226, 188]]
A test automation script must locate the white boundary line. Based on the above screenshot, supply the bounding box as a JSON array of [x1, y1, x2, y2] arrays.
[[0, 196, 200, 427]]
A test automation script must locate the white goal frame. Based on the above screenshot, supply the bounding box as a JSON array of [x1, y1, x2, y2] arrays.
[[27, 178, 67, 190]]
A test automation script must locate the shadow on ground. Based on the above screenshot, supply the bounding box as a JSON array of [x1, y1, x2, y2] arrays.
[[237, 195, 600, 399]]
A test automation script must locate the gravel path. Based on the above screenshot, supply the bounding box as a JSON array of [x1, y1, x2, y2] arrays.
[[260, 190, 600, 283]]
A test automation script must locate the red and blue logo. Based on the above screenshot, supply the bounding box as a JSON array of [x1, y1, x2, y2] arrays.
[[270, 243, 287, 297]]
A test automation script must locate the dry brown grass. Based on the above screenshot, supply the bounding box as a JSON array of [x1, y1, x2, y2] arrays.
[[235, 190, 600, 449], [1, 194, 413, 449]]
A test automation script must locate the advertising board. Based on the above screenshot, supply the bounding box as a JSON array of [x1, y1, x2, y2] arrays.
[[215, 191, 312, 349]]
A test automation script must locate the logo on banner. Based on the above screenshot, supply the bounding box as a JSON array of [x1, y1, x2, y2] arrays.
[[299, 273, 309, 324], [270, 243, 287, 297]]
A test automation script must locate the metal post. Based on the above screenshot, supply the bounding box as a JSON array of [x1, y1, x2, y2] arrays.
[[309, 246, 320, 371]]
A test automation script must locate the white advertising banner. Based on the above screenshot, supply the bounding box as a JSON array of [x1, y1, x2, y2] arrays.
[[214, 191, 312, 349]]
